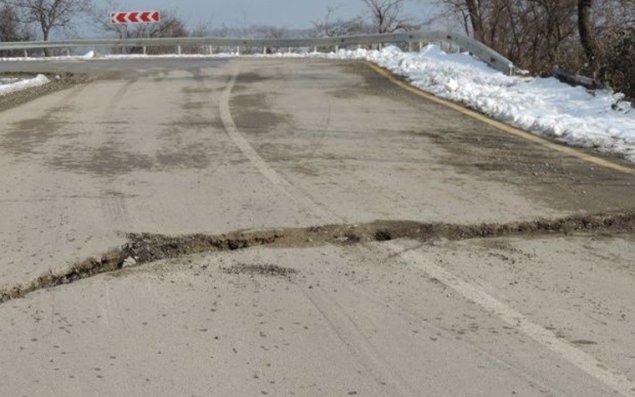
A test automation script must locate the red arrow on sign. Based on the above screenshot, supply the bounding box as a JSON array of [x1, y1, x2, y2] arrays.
[[111, 11, 160, 24], [139, 11, 151, 22], [111, 12, 127, 24]]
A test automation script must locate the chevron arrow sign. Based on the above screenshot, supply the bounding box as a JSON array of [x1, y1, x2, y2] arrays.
[[111, 11, 160, 24]]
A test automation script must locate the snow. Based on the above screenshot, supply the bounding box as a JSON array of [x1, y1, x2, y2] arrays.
[[322, 45, 635, 162], [0, 74, 50, 96], [0, 54, 92, 62], [0, 44, 633, 161], [81, 50, 95, 60]]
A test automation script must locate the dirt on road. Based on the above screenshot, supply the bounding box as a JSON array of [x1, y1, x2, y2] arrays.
[[0, 73, 90, 112], [0, 58, 633, 397], [1, 211, 632, 304]]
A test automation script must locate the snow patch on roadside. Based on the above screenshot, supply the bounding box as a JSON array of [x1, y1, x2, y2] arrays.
[[324, 45, 635, 162], [0, 74, 50, 96]]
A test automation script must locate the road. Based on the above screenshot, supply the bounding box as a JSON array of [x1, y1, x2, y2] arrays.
[[0, 57, 634, 396]]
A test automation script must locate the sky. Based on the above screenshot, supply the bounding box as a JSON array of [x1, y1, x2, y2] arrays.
[[98, 0, 439, 30]]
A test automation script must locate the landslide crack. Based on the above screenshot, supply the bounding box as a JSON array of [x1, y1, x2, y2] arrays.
[[1, 211, 633, 304]]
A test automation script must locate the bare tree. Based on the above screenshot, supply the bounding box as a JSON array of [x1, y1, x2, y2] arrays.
[[88, 0, 126, 39], [361, 0, 419, 33], [128, 12, 188, 39], [437, 0, 578, 70], [435, 0, 471, 35], [313, 5, 369, 37], [578, 0, 595, 69], [9, 0, 92, 42], [190, 21, 211, 38], [124, 11, 188, 54], [0, 4, 31, 41], [262, 26, 288, 39], [464, 0, 484, 42], [0, 4, 34, 56], [333, 17, 369, 35], [312, 5, 341, 37], [434, 0, 633, 97]]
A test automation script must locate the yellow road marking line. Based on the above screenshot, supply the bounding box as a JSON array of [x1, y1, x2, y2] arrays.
[[366, 62, 635, 176]]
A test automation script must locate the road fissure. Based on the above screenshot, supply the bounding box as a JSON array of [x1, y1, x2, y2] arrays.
[[1, 211, 632, 305]]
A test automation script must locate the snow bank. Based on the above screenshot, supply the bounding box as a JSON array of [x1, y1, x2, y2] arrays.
[[0, 74, 50, 96], [323, 45, 635, 162]]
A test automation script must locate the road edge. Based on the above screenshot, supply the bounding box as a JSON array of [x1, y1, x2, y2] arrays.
[[365, 61, 635, 176]]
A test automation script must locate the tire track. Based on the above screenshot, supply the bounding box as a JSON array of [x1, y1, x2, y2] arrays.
[[17, 83, 90, 280], [100, 192, 132, 231], [340, 281, 562, 396], [302, 286, 419, 397], [219, 69, 340, 224], [218, 67, 635, 397], [98, 78, 139, 232]]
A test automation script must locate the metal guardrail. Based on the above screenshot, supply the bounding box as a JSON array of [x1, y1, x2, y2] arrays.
[[0, 31, 516, 74]]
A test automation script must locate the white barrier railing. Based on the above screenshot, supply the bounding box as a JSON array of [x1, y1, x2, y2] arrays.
[[0, 31, 516, 74]]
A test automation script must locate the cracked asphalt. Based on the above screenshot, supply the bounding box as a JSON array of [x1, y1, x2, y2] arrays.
[[0, 57, 634, 397]]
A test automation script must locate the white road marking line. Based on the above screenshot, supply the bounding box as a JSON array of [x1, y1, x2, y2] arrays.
[[221, 65, 635, 396], [219, 69, 338, 223], [386, 242, 635, 397]]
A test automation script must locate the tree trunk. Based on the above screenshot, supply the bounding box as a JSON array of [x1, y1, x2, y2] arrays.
[[42, 26, 51, 57], [465, 0, 484, 43], [578, 0, 595, 70]]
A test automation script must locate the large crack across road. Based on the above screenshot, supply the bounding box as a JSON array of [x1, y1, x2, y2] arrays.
[[1, 211, 633, 304]]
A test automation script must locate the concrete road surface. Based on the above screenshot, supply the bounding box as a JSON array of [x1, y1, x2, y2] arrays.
[[0, 57, 633, 397]]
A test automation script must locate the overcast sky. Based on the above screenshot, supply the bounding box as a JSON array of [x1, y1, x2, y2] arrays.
[[100, 0, 439, 30]]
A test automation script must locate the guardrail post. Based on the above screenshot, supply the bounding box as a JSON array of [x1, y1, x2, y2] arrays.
[[335, 44, 339, 52], [237, 46, 240, 55], [313, 46, 317, 53], [66, 48, 70, 57], [208, 45, 213, 55], [177, 45, 182, 55], [419, 41, 423, 51], [408, 42, 413, 52], [143, 46, 147, 55], [263, 46, 267, 54], [24, 49, 28, 58]]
